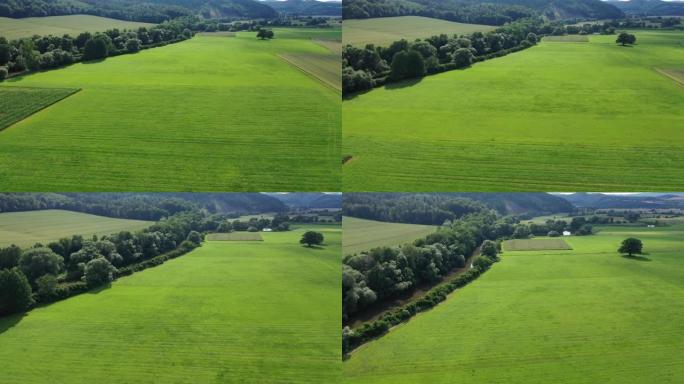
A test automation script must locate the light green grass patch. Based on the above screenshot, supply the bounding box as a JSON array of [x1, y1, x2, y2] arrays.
[[206, 232, 263, 241], [343, 216, 436, 256], [279, 52, 341, 91], [343, 16, 495, 47], [343, 30, 684, 191], [0, 15, 153, 40], [543, 35, 589, 42], [0, 30, 340, 191], [504, 237, 572, 251], [344, 224, 684, 383], [0, 225, 341, 383], [0, 87, 79, 131], [0, 209, 152, 247]]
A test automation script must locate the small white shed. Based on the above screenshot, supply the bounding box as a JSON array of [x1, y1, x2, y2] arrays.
[[563, 231, 571, 236], [262, 228, 273, 232]]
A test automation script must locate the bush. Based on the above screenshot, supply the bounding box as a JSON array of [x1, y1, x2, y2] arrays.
[[84, 258, 116, 288], [472, 255, 494, 271], [83, 36, 109, 60], [35, 274, 58, 301], [0, 66, 7, 81], [0, 268, 33, 315], [548, 230, 561, 237], [19, 247, 63, 283], [186, 231, 203, 245], [480, 240, 498, 260], [0, 245, 21, 269], [126, 38, 141, 53]]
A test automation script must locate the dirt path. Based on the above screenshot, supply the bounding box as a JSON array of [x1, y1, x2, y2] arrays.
[[345, 245, 482, 329]]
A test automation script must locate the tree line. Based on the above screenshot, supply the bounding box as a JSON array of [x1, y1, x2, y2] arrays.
[[343, 18, 545, 94], [0, 16, 198, 80], [342, 17, 634, 94], [0, 211, 208, 316]]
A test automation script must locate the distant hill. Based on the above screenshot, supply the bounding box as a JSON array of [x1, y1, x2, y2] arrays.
[[343, 193, 573, 225], [605, 0, 684, 16], [262, 0, 342, 16], [0, 0, 278, 22], [558, 193, 684, 209], [343, 0, 623, 24], [266, 193, 342, 209]]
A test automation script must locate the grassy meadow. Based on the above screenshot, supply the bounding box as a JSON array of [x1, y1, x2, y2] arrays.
[[0, 209, 152, 247], [343, 30, 684, 191], [0, 225, 341, 383], [343, 216, 436, 256], [0, 29, 341, 191], [342, 16, 495, 47], [0, 15, 154, 40], [0, 87, 79, 131], [344, 223, 684, 383], [503, 237, 572, 251]]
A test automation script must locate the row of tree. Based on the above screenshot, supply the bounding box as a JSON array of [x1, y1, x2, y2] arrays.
[[343, 18, 544, 94], [0, 17, 198, 78], [343, 211, 499, 321], [0, 211, 207, 316], [0, 0, 193, 22]]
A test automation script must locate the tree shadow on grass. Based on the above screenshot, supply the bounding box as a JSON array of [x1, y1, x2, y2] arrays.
[[0, 312, 25, 335], [86, 283, 112, 294], [81, 58, 106, 65], [302, 245, 326, 250], [384, 77, 423, 91], [622, 254, 651, 262]]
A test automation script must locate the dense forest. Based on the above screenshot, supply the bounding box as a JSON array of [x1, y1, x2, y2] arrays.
[[0, 0, 279, 22], [343, 0, 623, 24], [0, 193, 287, 220], [267, 193, 343, 209], [343, 193, 573, 224], [263, 0, 342, 16], [606, 0, 684, 17]]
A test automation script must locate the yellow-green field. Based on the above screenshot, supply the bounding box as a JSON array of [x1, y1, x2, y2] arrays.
[[503, 237, 572, 251], [0, 209, 152, 247], [205, 232, 263, 241], [0, 15, 153, 40], [342, 16, 496, 47], [343, 216, 436, 256]]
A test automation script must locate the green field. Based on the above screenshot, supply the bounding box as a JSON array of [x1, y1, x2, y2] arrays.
[[343, 216, 436, 256], [0, 15, 153, 40], [205, 232, 263, 241], [342, 16, 496, 47], [343, 30, 684, 191], [0, 29, 340, 191], [503, 237, 572, 251], [0, 225, 341, 383], [344, 223, 684, 383], [543, 35, 589, 42], [0, 209, 152, 247], [0, 87, 79, 131]]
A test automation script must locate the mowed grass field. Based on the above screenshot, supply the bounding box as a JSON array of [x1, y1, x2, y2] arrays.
[[205, 232, 263, 241], [342, 16, 495, 47], [0, 209, 152, 247], [503, 237, 572, 251], [0, 87, 79, 131], [0, 15, 153, 40], [0, 225, 341, 383], [343, 30, 684, 191], [0, 29, 340, 191], [344, 223, 684, 383], [343, 216, 435, 256]]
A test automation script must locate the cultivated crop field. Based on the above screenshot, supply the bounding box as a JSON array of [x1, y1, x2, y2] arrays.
[[205, 232, 263, 241], [503, 237, 572, 251], [0, 209, 152, 247], [0, 87, 79, 131], [0, 15, 153, 40], [543, 35, 589, 42], [343, 216, 436, 256], [0, 225, 342, 383], [342, 16, 495, 47], [343, 30, 684, 191], [0, 29, 340, 191], [344, 223, 684, 383]]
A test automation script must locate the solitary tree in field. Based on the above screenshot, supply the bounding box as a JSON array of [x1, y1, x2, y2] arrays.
[[616, 32, 636, 46], [618, 237, 643, 256], [300, 231, 324, 247], [257, 29, 274, 40]]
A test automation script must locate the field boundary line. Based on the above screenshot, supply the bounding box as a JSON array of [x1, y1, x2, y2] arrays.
[[277, 54, 341, 93], [0, 87, 82, 132], [654, 68, 684, 88]]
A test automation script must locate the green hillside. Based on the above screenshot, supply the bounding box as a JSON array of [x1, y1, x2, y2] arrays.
[[344, 223, 684, 383], [0, 225, 341, 383]]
